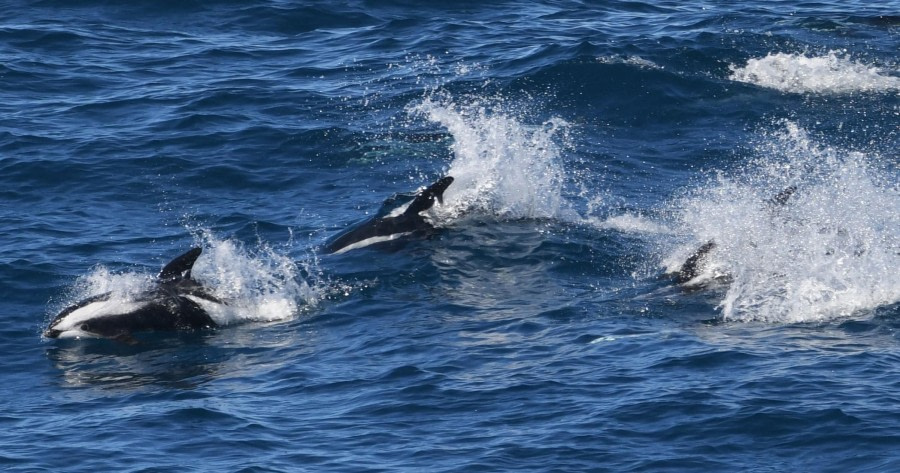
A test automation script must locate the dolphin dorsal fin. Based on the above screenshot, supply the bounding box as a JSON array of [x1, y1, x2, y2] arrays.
[[404, 176, 454, 216], [677, 241, 716, 284], [158, 247, 203, 282]]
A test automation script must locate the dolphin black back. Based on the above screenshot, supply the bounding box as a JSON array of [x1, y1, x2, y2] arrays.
[[324, 215, 422, 254]]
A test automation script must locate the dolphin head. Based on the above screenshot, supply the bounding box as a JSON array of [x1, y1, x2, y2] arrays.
[[44, 292, 115, 339], [43, 292, 163, 340]]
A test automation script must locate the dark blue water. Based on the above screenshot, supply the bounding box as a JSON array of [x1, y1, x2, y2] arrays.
[[2, 1, 899, 471]]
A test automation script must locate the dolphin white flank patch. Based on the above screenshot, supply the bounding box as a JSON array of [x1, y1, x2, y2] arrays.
[[330, 232, 413, 255]]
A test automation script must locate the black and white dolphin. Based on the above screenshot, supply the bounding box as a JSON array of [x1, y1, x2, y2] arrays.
[[671, 185, 798, 285], [44, 247, 224, 342], [325, 176, 454, 254]]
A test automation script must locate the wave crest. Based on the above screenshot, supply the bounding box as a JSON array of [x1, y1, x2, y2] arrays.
[[728, 51, 900, 94]]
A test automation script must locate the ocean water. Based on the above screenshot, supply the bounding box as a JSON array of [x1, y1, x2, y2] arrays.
[[2, 1, 899, 471]]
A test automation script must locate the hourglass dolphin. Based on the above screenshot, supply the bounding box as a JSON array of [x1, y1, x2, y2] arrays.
[[325, 176, 454, 254], [44, 247, 224, 342]]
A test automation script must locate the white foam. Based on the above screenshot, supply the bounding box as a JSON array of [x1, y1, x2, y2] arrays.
[[729, 50, 900, 94], [69, 266, 154, 300], [667, 122, 900, 323]]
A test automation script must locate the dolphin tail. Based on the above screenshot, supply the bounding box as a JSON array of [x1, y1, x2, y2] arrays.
[[404, 176, 454, 216], [158, 247, 203, 282]]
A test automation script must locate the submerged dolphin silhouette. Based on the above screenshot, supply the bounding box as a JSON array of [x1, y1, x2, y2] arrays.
[[673, 185, 798, 284], [325, 176, 454, 254], [44, 247, 224, 342]]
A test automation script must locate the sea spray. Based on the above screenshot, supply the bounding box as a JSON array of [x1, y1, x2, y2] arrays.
[[190, 231, 325, 325], [589, 213, 672, 235], [407, 90, 675, 280], [666, 122, 899, 322], [409, 94, 577, 223], [57, 267, 155, 316]]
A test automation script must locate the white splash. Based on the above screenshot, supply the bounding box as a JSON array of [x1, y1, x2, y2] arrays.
[[587, 213, 672, 235], [729, 50, 900, 94], [668, 122, 899, 323], [409, 95, 576, 223], [190, 231, 324, 325], [67, 266, 155, 302]]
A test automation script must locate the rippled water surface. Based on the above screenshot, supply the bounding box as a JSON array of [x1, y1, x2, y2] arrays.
[[2, 1, 898, 471]]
